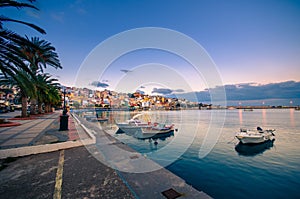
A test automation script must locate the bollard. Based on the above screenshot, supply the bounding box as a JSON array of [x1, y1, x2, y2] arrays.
[[59, 114, 69, 131]]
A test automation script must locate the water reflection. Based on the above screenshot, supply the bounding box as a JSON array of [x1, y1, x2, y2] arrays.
[[238, 109, 243, 125], [235, 139, 275, 156], [289, 108, 295, 127], [262, 109, 267, 126]]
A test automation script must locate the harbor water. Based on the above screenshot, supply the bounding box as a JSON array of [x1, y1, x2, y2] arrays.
[[96, 109, 300, 199]]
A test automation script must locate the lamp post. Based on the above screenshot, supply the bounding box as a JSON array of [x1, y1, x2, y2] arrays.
[[59, 86, 69, 131], [63, 88, 67, 115]]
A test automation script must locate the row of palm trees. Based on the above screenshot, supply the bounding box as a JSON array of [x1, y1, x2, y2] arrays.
[[0, 0, 62, 117]]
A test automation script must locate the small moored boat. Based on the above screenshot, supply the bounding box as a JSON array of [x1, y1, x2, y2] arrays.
[[141, 123, 174, 134], [116, 113, 151, 130], [235, 127, 275, 144]]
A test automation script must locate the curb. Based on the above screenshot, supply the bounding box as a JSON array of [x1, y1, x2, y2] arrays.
[[0, 122, 21, 127], [0, 114, 96, 159]]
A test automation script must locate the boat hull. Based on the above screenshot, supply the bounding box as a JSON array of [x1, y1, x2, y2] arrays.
[[236, 129, 275, 144], [236, 135, 273, 144]]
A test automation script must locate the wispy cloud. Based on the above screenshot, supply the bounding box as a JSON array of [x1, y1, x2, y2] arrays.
[[69, 0, 87, 15], [51, 12, 65, 23], [120, 69, 132, 73], [26, 10, 40, 19]]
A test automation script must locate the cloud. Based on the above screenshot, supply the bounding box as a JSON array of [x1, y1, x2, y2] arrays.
[[51, 12, 65, 23], [90, 81, 109, 88], [222, 81, 300, 100], [174, 81, 300, 102], [152, 88, 186, 95], [26, 10, 40, 19], [69, 0, 87, 15], [174, 89, 184, 93], [152, 88, 173, 95], [120, 69, 132, 73]]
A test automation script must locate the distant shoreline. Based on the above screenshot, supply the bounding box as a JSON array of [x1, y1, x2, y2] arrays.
[[69, 106, 299, 112]]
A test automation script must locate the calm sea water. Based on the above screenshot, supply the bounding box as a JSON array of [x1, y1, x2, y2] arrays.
[[97, 109, 300, 199]]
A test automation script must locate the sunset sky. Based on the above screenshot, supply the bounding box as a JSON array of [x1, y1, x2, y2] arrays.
[[2, 0, 300, 94]]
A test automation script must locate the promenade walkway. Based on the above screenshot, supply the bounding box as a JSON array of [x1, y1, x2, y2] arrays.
[[0, 111, 211, 199], [0, 111, 81, 149]]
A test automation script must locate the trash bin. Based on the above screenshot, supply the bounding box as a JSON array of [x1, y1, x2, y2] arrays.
[[59, 114, 69, 131]]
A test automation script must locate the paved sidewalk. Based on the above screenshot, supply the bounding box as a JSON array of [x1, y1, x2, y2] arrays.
[[0, 111, 84, 149], [0, 146, 135, 199], [0, 111, 135, 199], [0, 111, 211, 199]]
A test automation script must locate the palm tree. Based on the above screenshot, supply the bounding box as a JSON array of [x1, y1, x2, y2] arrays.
[[0, 0, 46, 77], [0, 0, 46, 34], [0, 70, 36, 117], [0, 30, 34, 78], [19, 37, 62, 114], [0, 1, 62, 116], [35, 73, 60, 114]]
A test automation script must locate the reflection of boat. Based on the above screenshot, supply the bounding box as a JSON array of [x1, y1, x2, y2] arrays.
[[95, 113, 108, 122], [244, 108, 253, 111], [97, 118, 109, 122], [235, 127, 275, 144], [235, 139, 275, 156]]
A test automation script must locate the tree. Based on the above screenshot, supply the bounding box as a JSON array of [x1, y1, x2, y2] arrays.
[[0, 70, 36, 117], [0, 0, 46, 34], [0, 0, 46, 116], [0, 1, 62, 116], [0, 30, 35, 78], [0, 0, 46, 77], [35, 73, 60, 113], [19, 37, 62, 114]]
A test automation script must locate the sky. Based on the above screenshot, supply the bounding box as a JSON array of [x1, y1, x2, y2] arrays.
[[2, 0, 300, 95]]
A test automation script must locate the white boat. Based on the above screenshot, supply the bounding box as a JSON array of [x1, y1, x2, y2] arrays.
[[116, 113, 151, 130], [235, 127, 275, 144], [141, 123, 174, 134], [116, 113, 175, 138]]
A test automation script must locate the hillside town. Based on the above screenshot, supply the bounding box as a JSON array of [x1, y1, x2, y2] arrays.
[[62, 87, 201, 111], [0, 86, 202, 112]]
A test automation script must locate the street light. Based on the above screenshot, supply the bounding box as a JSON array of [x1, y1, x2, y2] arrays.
[[63, 88, 67, 115], [59, 86, 69, 131]]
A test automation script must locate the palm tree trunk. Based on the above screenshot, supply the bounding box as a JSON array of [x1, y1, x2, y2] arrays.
[[30, 98, 37, 115], [38, 101, 43, 114], [21, 96, 27, 118], [45, 103, 49, 113]]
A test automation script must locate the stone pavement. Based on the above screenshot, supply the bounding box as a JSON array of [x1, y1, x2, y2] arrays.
[[0, 111, 85, 149], [1, 112, 58, 149], [0, 146, 135, 199], [0, 111, 211, 199], [0, 111, 134, 199]]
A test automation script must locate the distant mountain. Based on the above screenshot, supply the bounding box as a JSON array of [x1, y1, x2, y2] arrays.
[[166, 81, 300, 102]]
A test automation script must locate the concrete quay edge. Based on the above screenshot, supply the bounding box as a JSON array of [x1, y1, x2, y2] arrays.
[[73, 113, 212, 199]]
